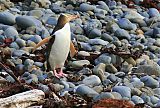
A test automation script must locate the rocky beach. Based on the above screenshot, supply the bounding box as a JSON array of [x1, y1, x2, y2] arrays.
[[0, 0, 160, 108]]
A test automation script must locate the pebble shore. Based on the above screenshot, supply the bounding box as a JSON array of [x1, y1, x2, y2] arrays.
[[0, 0, 160, 107]]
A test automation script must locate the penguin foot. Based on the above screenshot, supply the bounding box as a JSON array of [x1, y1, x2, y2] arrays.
[[53, 69, 67, 78]]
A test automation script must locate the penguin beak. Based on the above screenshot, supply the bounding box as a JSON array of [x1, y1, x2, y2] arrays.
[[32, 36, 52, 52], [67, 14, 80, 21]]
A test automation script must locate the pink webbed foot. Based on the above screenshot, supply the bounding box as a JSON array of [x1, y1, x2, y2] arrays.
[[53, 69, 60, 78], [58, 69, 67, 77], [53, 69, 67, 78]]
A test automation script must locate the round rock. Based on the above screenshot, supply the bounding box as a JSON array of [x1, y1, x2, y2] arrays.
[[82, 75, 101, 87], [112, 86, 131, 98], [76, 85, 99, 98], [0, 11, 15, 25], [140, 76, 159, 88], [131, 95, 144, 104]]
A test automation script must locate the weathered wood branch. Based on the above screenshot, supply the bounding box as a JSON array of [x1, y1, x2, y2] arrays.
[[0, 89, 45, 108]]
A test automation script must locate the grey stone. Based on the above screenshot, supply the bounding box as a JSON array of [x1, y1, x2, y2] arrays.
[[140, 76, 159, 88], [153, 27, 160, 38], [117, 18, 137, 30], [131, 81, 144, 88], [12, 50, 29, 57], [78, 51, 90, 57], [124, 10, 145, 19], [141, 93, 151, 103], [79, 3, 96, 12], [148, 8, 160, 17], [16, 16, 42, 29], [26, 74, 38, 84], [69, 60, 90, 68], [0, 11, 15, 25], [130, 18, 147, 27], [150, 96, 159, 104], [93, 63, 106, 81], [131, 95, 144, 104], [76, 85, 99, 98], [107, 74, 118, 82], [131, 88, 142, 96], [114, 28, 131, 40], [50, 83, 64, 92], [93, 85, 103, 93], [94, 92, 115, 101], [79, 42, 92, 51], [112, 86, 131, 98], [88, 39, 108, 45], [75, 35, 89, 42], [106, 21, 120, 33], [106, 64, 118, 74], [135, 64, 160, 76], [10, 42, 20, 49], [16, 38, 26, 48], [30, 35, 42, 44], [4, 27, 18, 41], [95, 54, 111, 65], [111, 92, 122, 99], [27, 9, 44, 18], [88, 28, 101, 38], [101, 33, 113, 42], [83, 75, 101, 87], [50, 4, 66, 13], [38, 83, 49, 94], [46, 17, 57, 26]]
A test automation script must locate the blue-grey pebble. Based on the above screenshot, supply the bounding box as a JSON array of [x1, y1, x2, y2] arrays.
[[5, 75, 15, 83], [38, 83, 50, 93], [95, 54, 111, 65], [50, 4, 66, 13], [16, 38, 26, 47], [16, 16, 42, 29], [101, 33, 113, 42], [140, 76, 159, 88], [27, 9, 44, 18], [153, 27, 160, 38], [46, 17, 57, 26], [24, 59, 34, 66], [60, 81, 70, 89], [131, 81, 144, 88], [34, 62, 43, 67], [117, 18, 137, 30], [79, 42, 92, 51], [131, 95, 144, 104], [26, 74, 38, 84], [88, 39, 108, 45], [150, 95, 159, 105], [141, 93, 151, 103], [30, 35, 42, 44], [10, 42, 20, 49], [79, 3, 96, 12], [88, 28, 101, 38], [97, 1, 109, 11], [114, 28, 131, 40], [94, 92, 115, 101], [106, 21, 120, 33], [112, 86, 131, 98], [76, 85, 99, 98], [82, 75, 101, 87], [148, 8, 160, 17], [0, 11, 15, 25], [107, 74, 118, 82], [4, 27, 18, 41]]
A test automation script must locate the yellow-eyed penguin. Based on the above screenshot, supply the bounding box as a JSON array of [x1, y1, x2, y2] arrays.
[[32, 14, 79, 78]]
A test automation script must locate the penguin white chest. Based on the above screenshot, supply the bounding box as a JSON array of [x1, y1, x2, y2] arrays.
[[49, 23, 71, 69]]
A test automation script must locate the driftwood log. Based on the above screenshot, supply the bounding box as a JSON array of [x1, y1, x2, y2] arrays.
[[0, 89, 45, 108]]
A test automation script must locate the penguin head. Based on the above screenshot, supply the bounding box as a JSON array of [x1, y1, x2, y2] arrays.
[[57, 13, 79, 26]]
